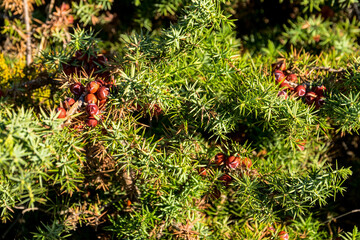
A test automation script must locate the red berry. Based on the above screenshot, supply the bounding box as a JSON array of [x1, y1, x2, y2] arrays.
[[313, 85, 326, 96], [280, 82, 291, 91], [278, 231, 289, 240], [198, 167, 207, 176], [64, 97, 75, 107], [86, 81, 100, 94], [277, 90, 288, 99], [286, 74, 297, 83], [70, 82, 85, 96], [86, 117, 98, 127], [85, 93, 98, 104], [97, 86, 109, 100], [305, 92, 317, 105], [96, 79, 105, 86], [56, 107, 66, 118], [273, 70, 286, 84], [215, 153, 227, 166], [86, 103, 99, 116], [219, 174, 232, 186], [272, 61, 286, 71], [241, 157, 252, 168], [226, 156, 240, 169], [294, 85, 306, 97]]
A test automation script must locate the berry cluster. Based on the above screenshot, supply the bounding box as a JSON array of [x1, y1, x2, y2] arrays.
[[56, 50, 113, 128], [272, 60, 326, 109], [199, 152, 254, 186]]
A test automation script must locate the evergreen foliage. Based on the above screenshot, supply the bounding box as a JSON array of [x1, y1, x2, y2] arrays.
[[1, 0, 360, 239]]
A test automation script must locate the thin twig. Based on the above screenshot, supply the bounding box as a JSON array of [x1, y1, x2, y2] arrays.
[[23, 0, 32, 66], [322, 209, 360, 224], [8, 74, 61, 96], [47, 0, 56, 19], [308, 66, 345, 75], [37, 0, 56, 55]]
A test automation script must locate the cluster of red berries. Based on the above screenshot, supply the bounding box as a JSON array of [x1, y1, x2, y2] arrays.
[[272, 60, 326, 109], [199, 152, 253, 186], [56, 50, 113, 128]]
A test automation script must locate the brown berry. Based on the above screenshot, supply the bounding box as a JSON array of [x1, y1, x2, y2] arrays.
[[219, 174, 232, 186], [97, 86, 109, 100], [241, 157, 252, 168], [86, 81, 100, 94], [315, 96, 325, 109], [273, 70, 286, 84], [86, 117, 98, 127], [215, 153, 227, 166], [305, 92, 317, 105], [286, 74, 297, 83], [85, 93, 98, 104], [294, 85, 306, 97], [226, 156, 240, 169], [56, 107, 66, 118], [86, 103, 99, 116], [0, 90, 5, 98], [70, 82, 85, 96]]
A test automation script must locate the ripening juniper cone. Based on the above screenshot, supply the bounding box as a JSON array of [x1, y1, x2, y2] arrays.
[[56, 107, 66, 118], [215, 153, 227, 165], [226, 156, 240, 169], [85, 93, 98, 104], [86, 81, 100, 94], [86, 103, 99, 116], [70, 82, 85, 96]]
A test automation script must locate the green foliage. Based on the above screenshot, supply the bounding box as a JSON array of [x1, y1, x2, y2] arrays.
[[283, 15, 360, 54], [1, 0, 360, 239]]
